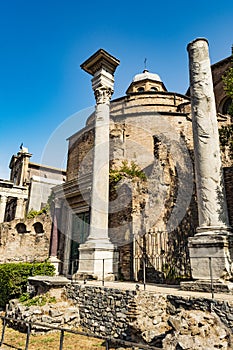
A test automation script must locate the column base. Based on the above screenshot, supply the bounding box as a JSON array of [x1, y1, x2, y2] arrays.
[[188, 232, 233, 281], [75, 240, 118, 281], [48, 256, 61, 276], [180, 280, 233, 294]]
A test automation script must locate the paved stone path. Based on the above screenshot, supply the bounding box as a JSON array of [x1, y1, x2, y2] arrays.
[[77, 279, 233, 303]]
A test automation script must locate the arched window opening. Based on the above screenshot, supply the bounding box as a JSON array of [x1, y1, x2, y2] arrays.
[[33, 222, 44, 234], [137, 87, 145, 92], [222, 97, 232, 115], [16, 223, 27, 234], [150, 87, 158, 91]]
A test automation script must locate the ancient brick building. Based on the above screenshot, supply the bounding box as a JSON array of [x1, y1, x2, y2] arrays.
[[0, 147, 66, 264], [0, 146, 66, 223], [51, 49, 232, 282], [0, 214, 51, 263]]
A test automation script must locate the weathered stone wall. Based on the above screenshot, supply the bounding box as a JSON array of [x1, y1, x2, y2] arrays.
[[0, 214, 51, 263], [163, 295, 233, 349], [65, 285, 233, 349], [6, 298, 80, 332], [108, 111, 197, 281], [66, 284, 136, 339], [212, 56, 232, 113], [7, 284, 233, 349], [66, 128, 94, 182]]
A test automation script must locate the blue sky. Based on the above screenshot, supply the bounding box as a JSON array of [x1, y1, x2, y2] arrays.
[[0, 0, 232, 178]]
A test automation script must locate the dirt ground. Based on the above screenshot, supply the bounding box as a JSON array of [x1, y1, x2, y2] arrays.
[[0, 323, 108, 350], [0, 322, 136, 350]]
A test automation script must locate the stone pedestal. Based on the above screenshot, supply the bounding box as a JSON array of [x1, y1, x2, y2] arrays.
[[185, 38, 233, 290], [181, 279, 233, 294], [188, 233, 233, 280], [77, 49, 120, 280], [48, 256, 61, 276], [76, 243, 116, 280]]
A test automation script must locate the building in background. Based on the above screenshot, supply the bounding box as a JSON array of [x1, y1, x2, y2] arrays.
[[0, 146, 66, 223], [0, 147, 66, 264]]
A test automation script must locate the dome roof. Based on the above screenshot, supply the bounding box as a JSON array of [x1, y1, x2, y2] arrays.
[[133, 69, 162, 83]]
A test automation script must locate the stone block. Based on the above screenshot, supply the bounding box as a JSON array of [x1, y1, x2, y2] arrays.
[[188, 233, 233, 280], [180, 280, 233, 294]]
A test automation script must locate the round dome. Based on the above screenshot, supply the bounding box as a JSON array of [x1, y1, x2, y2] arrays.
[[132, 69, 162, 83]]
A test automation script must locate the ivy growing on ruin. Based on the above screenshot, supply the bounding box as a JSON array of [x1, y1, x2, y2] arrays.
[[26, 192, 54, 219], [26, 204, 50, 219], [222, 58, 233, 116], [219, 124, 233, 159], [109, 160, 147, 186], [219, 59, 233, 157]]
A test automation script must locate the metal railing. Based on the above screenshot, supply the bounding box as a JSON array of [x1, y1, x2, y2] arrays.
[[0, 315, 160, 350], [135, 255, 230, 298], [60, 255, 226, 299], [60, 257, 120, 287]]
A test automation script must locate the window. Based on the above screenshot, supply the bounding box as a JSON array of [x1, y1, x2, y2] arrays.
[[33, 222, 44, 234], [222, 97, 232, 115], [137, 87, 144, 92], [150, 87, 158, 91], [16, 223, 27, 234]]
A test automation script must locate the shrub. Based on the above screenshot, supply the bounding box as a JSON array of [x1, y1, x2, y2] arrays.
[[26, 204, 50, 219], [109, 160, 147, 185], [19, 293, 56, 307], [0, 262, 55, 308]]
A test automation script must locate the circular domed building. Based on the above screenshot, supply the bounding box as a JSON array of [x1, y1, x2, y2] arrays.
[[52, 48, 232, 282]]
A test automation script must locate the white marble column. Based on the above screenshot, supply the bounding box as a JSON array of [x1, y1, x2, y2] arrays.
[[0, 195, 7, 222], [49, 199, 61, 275], [188, 38, 230, 233], [15, 197, 25, 219], [87, 85, 113, 244], [187, 38, 233, 282], [77, 49, 119, 280]]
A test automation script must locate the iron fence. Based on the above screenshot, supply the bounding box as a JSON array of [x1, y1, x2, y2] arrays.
[[60, 257, 120, 287], [0, 315, 160, 350], [133, 230, 191, 284], [5, 255, 225, 300], [59, 255, 224, 299]]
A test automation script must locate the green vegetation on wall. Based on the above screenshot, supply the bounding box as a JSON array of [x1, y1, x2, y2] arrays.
[[19, 293, 56, 307], [219, 124, 233, 158], [0, 262, 55, 308], [109, 160, 147, 186], [26, 192, 55, 219], [222, 59, 233, 116], [26, 204, 50, 219]]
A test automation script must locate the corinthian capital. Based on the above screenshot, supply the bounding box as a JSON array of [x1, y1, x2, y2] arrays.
[[94, 86, 113, 105]]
